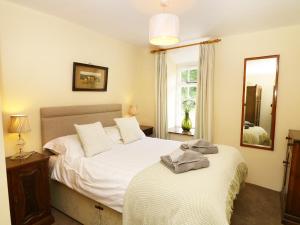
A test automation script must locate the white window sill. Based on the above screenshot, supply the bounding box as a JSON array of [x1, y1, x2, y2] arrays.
[[168, 127, 195, 137]]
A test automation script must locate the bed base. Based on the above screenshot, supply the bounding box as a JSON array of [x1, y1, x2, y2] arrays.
[[50, 180, 122, 225]]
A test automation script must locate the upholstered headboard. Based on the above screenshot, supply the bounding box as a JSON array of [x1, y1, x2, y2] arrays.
[[40, 104, 122, 145]]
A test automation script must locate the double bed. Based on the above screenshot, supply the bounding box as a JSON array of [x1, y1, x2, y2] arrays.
[[243, 126, 271, 146], [41, 104, 247, 225]]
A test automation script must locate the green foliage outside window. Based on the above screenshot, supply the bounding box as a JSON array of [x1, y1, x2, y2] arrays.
[[189, 69, 197, 82], [181, 70, 188, 82], [181, 87, 188, 99], [181, 69, 197, 83], [189, 86, 197, 98]]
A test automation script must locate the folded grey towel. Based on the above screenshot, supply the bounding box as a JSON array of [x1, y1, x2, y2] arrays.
[[161, 150, 209, 174], [169, 149, 185, 162], [192, 139, 213, 148], [180, 139, 218, 154]]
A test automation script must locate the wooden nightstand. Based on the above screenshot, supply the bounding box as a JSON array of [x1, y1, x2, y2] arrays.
[[140, 125, 154, 136], [6, 152, 54, 225]]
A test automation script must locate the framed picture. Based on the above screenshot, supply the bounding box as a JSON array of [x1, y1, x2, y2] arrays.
[[72, 62, 108, 91]]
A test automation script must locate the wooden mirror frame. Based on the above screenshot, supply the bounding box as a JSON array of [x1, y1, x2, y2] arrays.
[[240, 55, 280, 150]]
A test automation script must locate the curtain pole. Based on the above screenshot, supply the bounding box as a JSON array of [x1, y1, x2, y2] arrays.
[[150, 38, 221, 54]]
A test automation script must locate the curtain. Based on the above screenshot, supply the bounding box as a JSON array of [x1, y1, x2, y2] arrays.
[[194, 44, 215, 141], [155, 51, 168, 139]]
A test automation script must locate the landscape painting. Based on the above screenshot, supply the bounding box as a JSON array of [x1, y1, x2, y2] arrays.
[[72, 62, 108, 91]]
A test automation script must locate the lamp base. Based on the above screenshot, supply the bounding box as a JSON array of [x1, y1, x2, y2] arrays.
[[10, 151, 34, 160]]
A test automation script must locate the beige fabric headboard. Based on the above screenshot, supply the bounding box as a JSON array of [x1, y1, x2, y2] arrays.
[[40, 104, 122, 145]]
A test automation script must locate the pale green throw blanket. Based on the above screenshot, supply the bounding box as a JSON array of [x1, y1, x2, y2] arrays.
[[123, 145, 247, 225]]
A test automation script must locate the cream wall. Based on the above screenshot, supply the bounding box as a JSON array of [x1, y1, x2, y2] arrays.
[[133, 50, 156, 126], [0, 77, 11, 223], [214, 25, 300, 191], [0, 106, 11, 225], [0, 1, 144, 156]]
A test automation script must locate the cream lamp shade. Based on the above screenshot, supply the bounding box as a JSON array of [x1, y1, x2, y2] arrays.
[[8, 115, 31, 134], [128, 105, 138, 116], [149, 13, 180, 46], [8, 115, 33, 160]]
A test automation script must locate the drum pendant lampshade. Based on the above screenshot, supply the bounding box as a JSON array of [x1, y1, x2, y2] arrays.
[[149, 13, 179, 46]]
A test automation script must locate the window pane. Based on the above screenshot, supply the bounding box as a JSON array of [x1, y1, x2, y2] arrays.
[[181, 87, 188, 100], [189, 86, 197, 98], [189, 69, 197, 82], [181, 70, 188, 83]]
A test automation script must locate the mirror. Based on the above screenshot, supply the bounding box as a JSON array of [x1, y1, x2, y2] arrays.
[[240, 55, 279, 150]]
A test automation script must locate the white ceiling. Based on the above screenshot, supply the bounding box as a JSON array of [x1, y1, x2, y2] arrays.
[[6, 0, 300, 46]]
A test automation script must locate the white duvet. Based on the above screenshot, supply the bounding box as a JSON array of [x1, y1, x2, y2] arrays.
[[51, 137, 245, 214], [51, 137, 180, 212]]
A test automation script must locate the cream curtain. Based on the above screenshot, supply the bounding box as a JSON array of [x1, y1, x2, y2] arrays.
[[155, 51, 168, 139], [194, 44, 215, 141]]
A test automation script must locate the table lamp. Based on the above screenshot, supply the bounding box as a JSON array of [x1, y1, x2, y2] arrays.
[[8, 115, 33, 159], [128, 105, 138, 116]]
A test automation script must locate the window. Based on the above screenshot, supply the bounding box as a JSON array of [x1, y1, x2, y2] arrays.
[[175, 66, 198, 127]]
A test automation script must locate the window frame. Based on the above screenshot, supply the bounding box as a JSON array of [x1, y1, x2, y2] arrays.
[[175, 64, 198, 128]]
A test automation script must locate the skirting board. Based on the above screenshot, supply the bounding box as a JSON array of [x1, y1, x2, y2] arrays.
[[50, 180, 122, 225]]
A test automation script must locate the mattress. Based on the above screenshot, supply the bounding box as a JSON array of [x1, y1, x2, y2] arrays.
[[50, 137, 245, 214]]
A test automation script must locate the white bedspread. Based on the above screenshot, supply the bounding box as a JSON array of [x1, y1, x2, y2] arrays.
[[51, 137, 180, 212], [51, 137, 245, 215]]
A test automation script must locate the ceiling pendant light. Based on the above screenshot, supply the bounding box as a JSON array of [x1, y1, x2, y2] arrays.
[[149, 0, 180, 46]]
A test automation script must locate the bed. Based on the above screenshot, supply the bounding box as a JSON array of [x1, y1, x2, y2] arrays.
[[243, 126, 271, 146], [41, 104, 247, 225]]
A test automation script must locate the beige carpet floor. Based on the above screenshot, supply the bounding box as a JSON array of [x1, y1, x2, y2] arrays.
[[52, 183, 282, 225]]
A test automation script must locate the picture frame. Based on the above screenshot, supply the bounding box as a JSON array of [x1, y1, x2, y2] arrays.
[[72, 62, 108, 92]]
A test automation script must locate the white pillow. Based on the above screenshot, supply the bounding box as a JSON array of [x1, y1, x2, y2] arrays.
[[104, 126, 123, 144], [75, 122, 113, 157], [114, 117, 145, 144], [43, 134, 84, 158]]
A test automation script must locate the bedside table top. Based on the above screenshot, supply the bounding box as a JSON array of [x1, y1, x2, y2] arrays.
[[6, 152, 49, 171], [140, 125, 153, 130]]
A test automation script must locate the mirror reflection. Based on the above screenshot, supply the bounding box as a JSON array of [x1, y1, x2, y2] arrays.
[[241, 55, 279, 150]]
